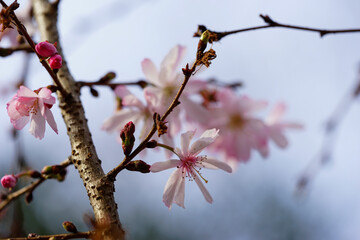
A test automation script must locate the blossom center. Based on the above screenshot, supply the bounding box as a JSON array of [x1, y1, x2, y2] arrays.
[[228, 114, 245, 129], [179, 155, 208, 183]]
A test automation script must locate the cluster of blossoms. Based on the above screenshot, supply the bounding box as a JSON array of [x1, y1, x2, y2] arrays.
[[6, 85, 58, 139], [183, 87, 303, 167], [101, 45, 301, 208], [35, 41, 62, 69], [3, 44, 301, 209]]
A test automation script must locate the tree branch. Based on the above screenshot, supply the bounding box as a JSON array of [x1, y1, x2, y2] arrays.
[[0, 157, 72, 212], [193, 14, 360, 42], [0, 231, 93, 240], [31, 0, 125, 238]]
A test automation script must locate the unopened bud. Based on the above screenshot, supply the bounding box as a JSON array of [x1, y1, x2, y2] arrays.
[[41, 165, 52, 175], [25, 192, 33, 204], [62, 221, 78, 233], [146, 140, 158, 148], [197, 30, 210, 60], [1, 174, 17, 189], [98, 72, 116, 83], [125, 160, 151, 173], [35, 41, 57, 58], [120, 121, 136, 156], [48, 54, 62, 69], [90, 87, 99, 97]]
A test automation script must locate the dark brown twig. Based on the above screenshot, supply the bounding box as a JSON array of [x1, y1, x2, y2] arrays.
[[78, 80, 149, 89], [106, 62, 198, 180], [194, 14, 360, 42], [0, 44, 33, 57], [0, 157, 72, 211], [0, 231, 93, 239]]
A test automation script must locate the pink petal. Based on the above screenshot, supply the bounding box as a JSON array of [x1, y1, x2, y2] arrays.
[[163, 169, 183, 209], [236, 135, 251, 161], [180, 130, 195, 156], [45, 108, 58, 134], [269, 130, 288, 148], [11, 116, 30, 130], [193, 172, 213, 204], [181, 97, 211, 125], [114, 86, 132, 98], [38, 88, 56, 105], [141, 58, 159, 85], [161, 45, 186, 75], [29, 112, 46, 139], [38, 98, 45, 116], [174, 176, 185, 208], [150, 160, 180, 172], [17, 86, 37, 98], [189, 129, 219, 156], [102, 110, 138, 132], [266, 102, 286, 124], [202, 157, 232, 173]]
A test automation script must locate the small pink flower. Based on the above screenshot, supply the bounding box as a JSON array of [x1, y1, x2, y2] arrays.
[[7, 86, 58, 139], [35, 41, 58, 58], [1, 175, 17, 189], [48, 54, 62, 69], [151, 129, 232, 209]]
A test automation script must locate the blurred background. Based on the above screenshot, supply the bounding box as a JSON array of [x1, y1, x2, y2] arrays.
[[1, 0, 360, 239]]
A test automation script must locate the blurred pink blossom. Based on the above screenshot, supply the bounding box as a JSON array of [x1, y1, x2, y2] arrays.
[[151, 129, 232, 209], [142, 45, 188, 137], [102, 86, 154, 141], [1, 174, 17, 189], [7, 86, 58, 139]]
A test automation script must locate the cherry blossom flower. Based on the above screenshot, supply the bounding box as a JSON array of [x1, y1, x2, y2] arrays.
[[142, 45, 191, 137], [1, 174, 17, 189], [150, 129, 232, 209], [201, 88, 269, 163], [7, 86, 58, 139]]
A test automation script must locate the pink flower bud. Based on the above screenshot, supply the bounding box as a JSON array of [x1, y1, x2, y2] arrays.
[[1, 175, 17, 189], [48, 54, 62, 69], [35, 41, 57, 57]]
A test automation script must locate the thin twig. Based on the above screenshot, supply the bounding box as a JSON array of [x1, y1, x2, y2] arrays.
[[0, 157, 72, 211], [194, 14, 360, 42], [0, 231, 93, 240], [78, 80, 149, 89], [106, 62, 197, 180], [296, 68, 360, 194], [0, 44, 33, 57]]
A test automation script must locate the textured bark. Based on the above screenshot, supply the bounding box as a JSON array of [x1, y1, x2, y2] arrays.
[[31, 0, 125, 239]]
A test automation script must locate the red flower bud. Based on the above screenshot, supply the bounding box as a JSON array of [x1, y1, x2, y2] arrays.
[[1, 174, 17, 189], [35, 41, 57, 58], [48, 54, 62, 69]]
